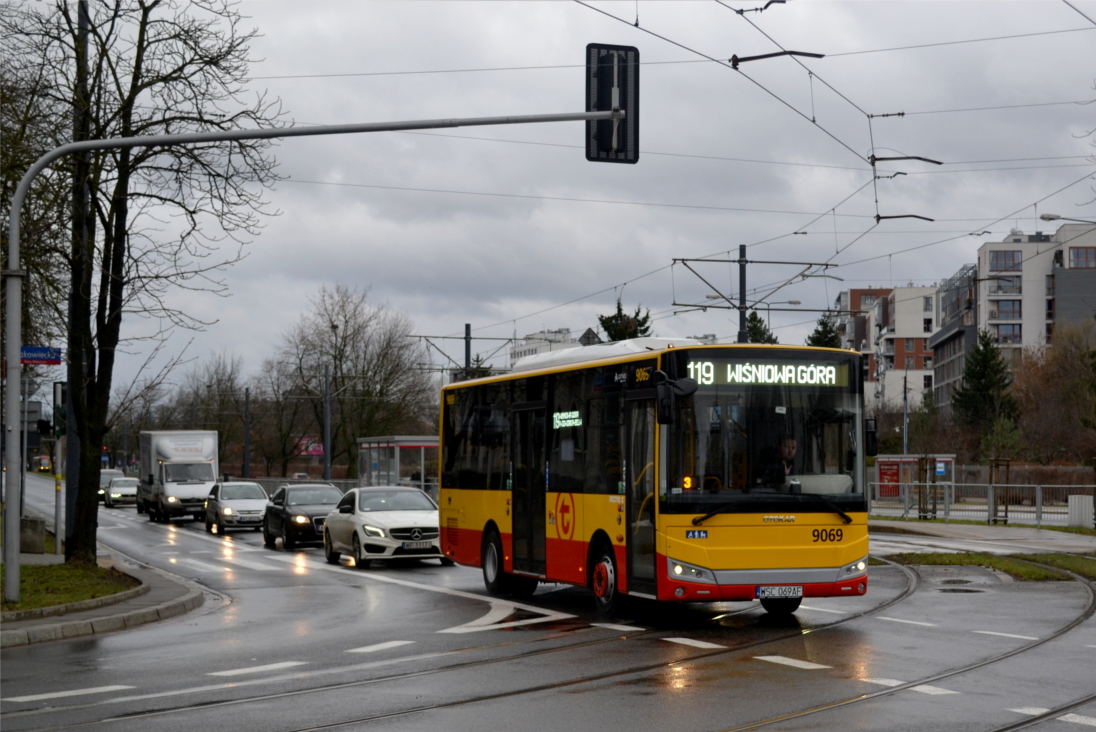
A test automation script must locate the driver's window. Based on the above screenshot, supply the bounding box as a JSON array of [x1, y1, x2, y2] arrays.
[[271, 489, 284, 506]]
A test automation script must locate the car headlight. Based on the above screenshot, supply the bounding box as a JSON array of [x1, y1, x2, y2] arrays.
[[110, 493, 122, 498], [293, 515, 309, 524], [166, 496, 178, 503], [98, 488, 105, 495], [362, 525, 385, 538], [222, 507, 234, 516]]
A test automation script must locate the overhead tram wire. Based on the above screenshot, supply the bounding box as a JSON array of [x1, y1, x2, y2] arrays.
[[572, 0, 871, 166]]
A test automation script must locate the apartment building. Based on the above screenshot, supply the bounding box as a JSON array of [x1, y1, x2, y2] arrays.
[[929, 263, 978, 411], [834, 288, 891, 385], [509, 327, 602, 365]]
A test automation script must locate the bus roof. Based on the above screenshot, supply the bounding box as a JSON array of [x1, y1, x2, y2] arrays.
[[510, 337, 702, 373]]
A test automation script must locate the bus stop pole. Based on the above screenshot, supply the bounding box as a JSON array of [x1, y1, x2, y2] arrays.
[[4, 108, 622, 601]]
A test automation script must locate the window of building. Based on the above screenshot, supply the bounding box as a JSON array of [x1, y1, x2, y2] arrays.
[[904, 338, 914, 352], [1046, 274, 1055, 296], [1046, 299, 1055, 320], [923, 296, 933, 312], [989, 250, 1023, 271], [923, 356, 933, 370], [1070, 247, 1096, 268], [923, 318, 933, 333], [996, 300, 1022, 319], [1046, 323, 1054, 344], [861, 294, 876, 306], [905, 356, 914, 370], [923, 375, 933, 391], [996, 324, 1022, 344], [921, 338, 929, 351]]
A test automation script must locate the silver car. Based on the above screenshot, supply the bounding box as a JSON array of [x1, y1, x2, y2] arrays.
[[204, 482, 268, 534], [99, 468, 124, 503], [104, 476, 139, 508]]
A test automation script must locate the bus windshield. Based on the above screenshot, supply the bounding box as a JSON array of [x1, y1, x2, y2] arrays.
[[662, 351, 865, 515]]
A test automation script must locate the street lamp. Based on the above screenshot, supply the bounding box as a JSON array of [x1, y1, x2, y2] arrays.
[[1040, 213, 1096, 225], [763, 300, 801, 328]]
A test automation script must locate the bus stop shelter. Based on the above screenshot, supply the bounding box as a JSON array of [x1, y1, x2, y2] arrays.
[[357, 436, 439, 500]]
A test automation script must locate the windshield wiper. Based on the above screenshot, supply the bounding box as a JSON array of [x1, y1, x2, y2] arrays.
[[692, 501, 739, 526], [801, 493, 852, 524]]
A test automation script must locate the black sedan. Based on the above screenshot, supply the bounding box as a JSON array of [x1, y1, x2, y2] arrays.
[[263, 484, 343, 550]]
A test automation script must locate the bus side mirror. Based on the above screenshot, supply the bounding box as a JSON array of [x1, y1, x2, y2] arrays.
[[654, 372, 698, 425], [865, 418, 878, 457]]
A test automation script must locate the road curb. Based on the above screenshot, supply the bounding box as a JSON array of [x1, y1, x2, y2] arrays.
[[0, 558, 206, 649], [1, 574, 151, 622]]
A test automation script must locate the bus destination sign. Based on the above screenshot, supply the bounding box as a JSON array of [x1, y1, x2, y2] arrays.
[[687, 361, 848, 387]]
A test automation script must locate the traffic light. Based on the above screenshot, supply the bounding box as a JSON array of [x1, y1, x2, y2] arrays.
[[585, 43, 640, 164], [53, 381, 67, 437]]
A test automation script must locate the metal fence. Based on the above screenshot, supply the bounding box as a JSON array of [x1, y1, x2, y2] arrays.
[[870, 482, 1096, 528], [241, 478, 439, 503]]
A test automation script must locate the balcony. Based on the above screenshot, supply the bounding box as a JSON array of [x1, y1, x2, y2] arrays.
[[988, 285, 1022, 296], [988, 310, 1021, 321], [994, 335, 1022, 345]]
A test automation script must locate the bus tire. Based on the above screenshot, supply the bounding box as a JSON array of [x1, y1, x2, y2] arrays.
[[591, 543, 620, 618], [760, 597, 801, 615], [482, 530, 511, 596]]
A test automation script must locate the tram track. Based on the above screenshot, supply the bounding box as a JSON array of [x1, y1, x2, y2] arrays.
[[3, 559, 921, 732]]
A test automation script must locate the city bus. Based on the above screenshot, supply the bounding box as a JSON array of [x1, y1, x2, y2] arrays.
[[438, 338, 874, 616]]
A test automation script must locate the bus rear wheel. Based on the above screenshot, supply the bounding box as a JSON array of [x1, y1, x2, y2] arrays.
[[591, 544, 620, 618], [760, 597, 802, 615]]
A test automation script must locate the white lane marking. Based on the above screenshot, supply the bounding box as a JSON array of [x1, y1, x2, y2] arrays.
[[799, 605, 845, 614], [347, 640, 416, 654], [862, 678, 905, 687], [190, 550, 212, 554], [1009, 708, 1050, 716], [208, 661, 307, 677], [1058, 713, 1096, 726], [438, 602, 515, 633], [911, 685, 959, 695], [972, 630, 1038, 641], [878, 616, 936, 627], [592, 623, 645, 632], [755, 655, 831, 670], [214, 554, 278, 571], [1087, 645, 1096, 649], [664, 638, 726, 649], [176, 558, 230, 573], [260, 553, 576, 629], [3, 685, 135, 703]]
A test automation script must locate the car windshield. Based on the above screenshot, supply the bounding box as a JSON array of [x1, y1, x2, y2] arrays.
[[287, 487, 342, 506], [111, 479, 139, 488], [164, 463, 215, 483], [221, 483, 267, 500], [358, 490, 436, 512], [662, 350, 866, 515]]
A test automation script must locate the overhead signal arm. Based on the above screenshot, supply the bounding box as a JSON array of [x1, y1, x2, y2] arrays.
[[730, 51, 824, 69]]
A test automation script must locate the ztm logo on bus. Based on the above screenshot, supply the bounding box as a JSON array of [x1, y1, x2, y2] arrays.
[[554, 493, 575, 540]]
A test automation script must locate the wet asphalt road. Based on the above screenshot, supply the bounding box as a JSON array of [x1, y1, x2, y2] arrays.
[[4, 473, 1095, 732]]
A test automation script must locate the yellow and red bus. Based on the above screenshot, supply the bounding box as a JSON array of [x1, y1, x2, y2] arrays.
[[439, 338, 873, 616]]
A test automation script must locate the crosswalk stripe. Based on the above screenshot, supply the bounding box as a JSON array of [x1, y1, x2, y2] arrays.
[[208, 662, 307, 676], [755, 655, 831, 670]]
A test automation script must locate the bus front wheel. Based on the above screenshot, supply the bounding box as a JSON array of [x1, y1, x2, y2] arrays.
[[760, 597, 802, 615], [591, 545, 620, 618], [482, 531, 510, 595]]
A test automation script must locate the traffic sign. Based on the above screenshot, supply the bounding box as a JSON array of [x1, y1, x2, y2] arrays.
[[21, 346, 61, 365], [586, 43, 639, 164]]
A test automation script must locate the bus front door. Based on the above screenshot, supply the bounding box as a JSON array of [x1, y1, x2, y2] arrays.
[[511, 406, 547, 576], [625, 397, 657, 596]]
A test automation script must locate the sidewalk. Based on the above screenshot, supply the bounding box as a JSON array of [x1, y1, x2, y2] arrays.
[[1, 551, 206, 649], [869, 519, 1096, 554]]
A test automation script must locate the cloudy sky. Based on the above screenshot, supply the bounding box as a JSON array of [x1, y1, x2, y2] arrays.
[[104, 0, 1096, 389]]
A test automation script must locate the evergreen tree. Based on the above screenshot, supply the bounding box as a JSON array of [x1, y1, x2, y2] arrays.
[[746, 311, 779, 344], [598, 299, 652, 341], [805, 314, 842, 348], [951, 329, 1020, 437]]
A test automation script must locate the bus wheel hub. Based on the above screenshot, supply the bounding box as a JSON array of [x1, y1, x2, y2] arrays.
[[593, 560, 614, 598]]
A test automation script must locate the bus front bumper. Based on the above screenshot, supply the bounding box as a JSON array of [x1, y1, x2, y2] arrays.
[[657, 555, 869, 602]]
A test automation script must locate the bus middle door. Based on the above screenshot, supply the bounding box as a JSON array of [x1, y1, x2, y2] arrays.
[[625, 394, 657, 597], [511, 404, 547, 576]]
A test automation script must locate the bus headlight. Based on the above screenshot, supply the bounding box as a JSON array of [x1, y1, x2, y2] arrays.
[[667, 558, 716, 584], [673, 564, 683, 575]]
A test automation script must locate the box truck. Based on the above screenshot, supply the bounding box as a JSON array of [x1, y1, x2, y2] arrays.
[[137, 431, 219, 522]]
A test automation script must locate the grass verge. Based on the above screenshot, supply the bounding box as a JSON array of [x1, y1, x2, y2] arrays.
[[883, 552, 1073, 581], [1, 563, 140, 613], [1011, 553, 1096, 582], [870, 515, 1096, 537]]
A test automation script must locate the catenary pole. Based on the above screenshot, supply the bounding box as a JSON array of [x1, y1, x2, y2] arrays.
[[4, 109, 621, 599]]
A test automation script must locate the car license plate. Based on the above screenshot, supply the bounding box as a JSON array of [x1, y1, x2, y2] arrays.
[[402, 541, 432, 550], [756, 585, 803, 599]]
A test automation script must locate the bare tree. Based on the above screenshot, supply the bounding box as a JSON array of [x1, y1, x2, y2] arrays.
[[250, 357, 309, 477], [280, 285, 435, 479], [3, 0, 283, 562]]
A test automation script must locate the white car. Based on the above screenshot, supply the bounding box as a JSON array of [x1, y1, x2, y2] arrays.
[[99, 469, 124, 502], [204, 481, 269, 534], [323, 487, 453, 569], [105, 476, 139, 507]]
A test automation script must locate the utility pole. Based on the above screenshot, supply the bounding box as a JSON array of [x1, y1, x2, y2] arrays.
[[464, 324, 471, 377], [243, 386, 250, 479], [902, 374, 909, 455], [737, 245, 748, 344], [323, 365, 331, 481]]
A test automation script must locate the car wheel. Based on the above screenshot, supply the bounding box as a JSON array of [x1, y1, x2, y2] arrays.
[[262, 522, 277, 548], [205, 515, 214, 533], [324, 532, 341, 565], [136, 500, 145, 515], [282, 526, 296, 551], [440, 557, 456, 567], [352, 534, 370, 569], [481, 530, 511, 595], [591, 543, 620, 618], [104, 496, 113, 508], [215, 517, 226, 535], [760, 597, 802, 616]]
